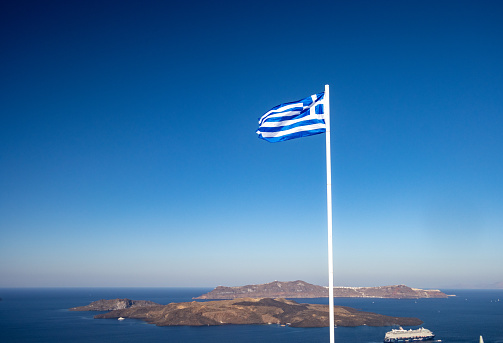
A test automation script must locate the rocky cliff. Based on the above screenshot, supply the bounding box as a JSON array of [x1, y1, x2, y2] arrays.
[[194, 281, 449, 299]]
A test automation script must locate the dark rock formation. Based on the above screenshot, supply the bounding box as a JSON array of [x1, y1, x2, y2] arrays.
[[194, 281, 449, 299], [89, 297, 422, 328], [70, 298, 159, 311]]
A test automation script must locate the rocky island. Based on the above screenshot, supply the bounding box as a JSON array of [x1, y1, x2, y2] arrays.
[[70, 298, 159, 311], [71, 297, 422, 328], [194, 280, 449, 299]]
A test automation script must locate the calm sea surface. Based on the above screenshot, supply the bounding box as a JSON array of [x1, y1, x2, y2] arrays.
[[0, 288, 501, 343]]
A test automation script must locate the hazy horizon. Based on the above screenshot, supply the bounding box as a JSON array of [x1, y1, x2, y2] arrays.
[[1, 284, 501, 290]]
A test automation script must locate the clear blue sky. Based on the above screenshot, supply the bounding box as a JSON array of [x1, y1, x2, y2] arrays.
[[1, 0, 502, 289]]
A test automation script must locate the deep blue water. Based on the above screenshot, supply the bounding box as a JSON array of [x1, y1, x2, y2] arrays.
[[0, 288, 501, 342]]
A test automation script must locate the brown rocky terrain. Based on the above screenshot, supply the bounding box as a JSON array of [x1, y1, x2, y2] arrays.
[[84, 297, 422, 328], [70, 298, 159, 311], [194, 280, 449, 299]]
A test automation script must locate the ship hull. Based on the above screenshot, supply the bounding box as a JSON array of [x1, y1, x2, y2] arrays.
[[384, 336, 435, 343]]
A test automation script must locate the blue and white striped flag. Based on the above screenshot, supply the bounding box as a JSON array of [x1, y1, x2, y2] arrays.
[[256, 92, 326, 143]]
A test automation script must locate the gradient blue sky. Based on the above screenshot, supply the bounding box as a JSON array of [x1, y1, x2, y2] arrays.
[[1, 0, 502, 289]]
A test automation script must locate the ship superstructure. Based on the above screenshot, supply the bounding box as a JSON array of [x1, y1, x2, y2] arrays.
[[384, 327, 435, 342]]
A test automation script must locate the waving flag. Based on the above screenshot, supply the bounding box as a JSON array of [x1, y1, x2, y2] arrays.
[[256, 92, 326, 142], [255, 85, 335, 343]]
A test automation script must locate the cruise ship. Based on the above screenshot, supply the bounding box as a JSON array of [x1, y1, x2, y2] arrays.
[[384, 327, 435, 342]]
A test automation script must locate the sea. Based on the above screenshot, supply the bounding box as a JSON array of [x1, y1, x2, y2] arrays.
[[0, 288, 501, 343]]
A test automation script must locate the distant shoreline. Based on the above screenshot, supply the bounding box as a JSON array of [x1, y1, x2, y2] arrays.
[[194, 281, 451, 300]]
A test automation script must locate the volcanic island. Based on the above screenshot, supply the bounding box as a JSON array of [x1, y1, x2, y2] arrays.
[[71, 297, 422, 327], [69, 281, 448, 328], [195, 280, 449, 300]]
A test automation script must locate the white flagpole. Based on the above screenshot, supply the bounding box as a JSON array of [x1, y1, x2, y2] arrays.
[[324, 84, 335, 343]]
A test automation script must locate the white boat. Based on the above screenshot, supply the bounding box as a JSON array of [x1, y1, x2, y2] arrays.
[[384, 327, 435, 342], [118, 317, 125, 321], [480, 336, 484, 343]]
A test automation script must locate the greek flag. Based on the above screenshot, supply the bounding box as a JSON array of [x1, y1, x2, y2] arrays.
[[256, 92, 326, 143]]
